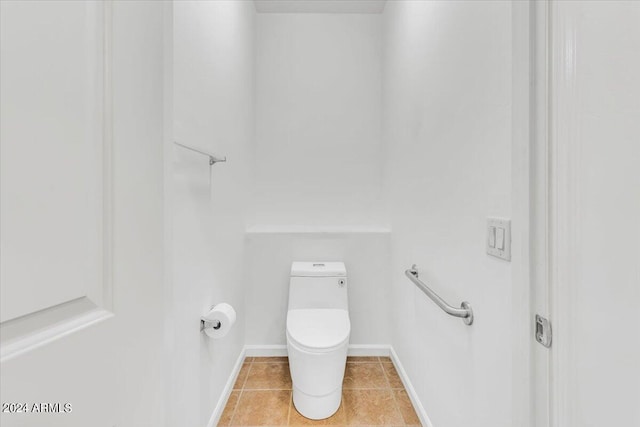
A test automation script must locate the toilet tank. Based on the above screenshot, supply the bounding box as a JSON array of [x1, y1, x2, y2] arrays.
[[288, 262, 348, 311]]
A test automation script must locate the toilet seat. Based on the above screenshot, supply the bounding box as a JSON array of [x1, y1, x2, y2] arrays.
[[286, 309, 350, 353]]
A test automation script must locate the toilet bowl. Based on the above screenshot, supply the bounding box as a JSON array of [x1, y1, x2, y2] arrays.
[[286, 262, 350, 420]]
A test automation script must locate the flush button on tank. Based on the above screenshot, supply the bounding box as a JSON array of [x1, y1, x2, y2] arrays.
[[338, 279, 345, 287]]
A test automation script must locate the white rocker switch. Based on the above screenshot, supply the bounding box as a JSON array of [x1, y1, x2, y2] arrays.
[[488, 226, 496, 248], [496, 227, 505, 250], [487, 218, 511, 261]]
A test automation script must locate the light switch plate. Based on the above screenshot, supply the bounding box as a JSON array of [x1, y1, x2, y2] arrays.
[[487, 218, 511, 261]]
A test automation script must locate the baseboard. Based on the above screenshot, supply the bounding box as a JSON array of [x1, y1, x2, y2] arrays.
[[206, 347, 246, 427], [244, 343, 391, 357], [209, 344, 432, 427], [244, 344, 288, 357], [389, 346, 433, 427], [347, 344, 391, 356]]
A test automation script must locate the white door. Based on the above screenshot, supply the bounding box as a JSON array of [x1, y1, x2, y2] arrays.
[[535, 1, 640, 426], [0, 1, 168, 426]]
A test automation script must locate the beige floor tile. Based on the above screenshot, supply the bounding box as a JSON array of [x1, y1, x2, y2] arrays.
[[342, 389, 404, 425], [381, 363, 403, 389], [253, 356, 289, 363], [230, 390, 291, 426], [343, 362, 389, 389], [347, 356, 380, 363], [393, 389, 421, 425], [244, 362, 292, 390], [233, 363, 251, 390], [226, 354, 420, 426], [219, 390, 240, 426], [378, 356, 392, 363], [288, 400, 347, 426]]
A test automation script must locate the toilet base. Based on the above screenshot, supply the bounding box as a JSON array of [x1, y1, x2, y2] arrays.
[[292, 386, 342, 420]]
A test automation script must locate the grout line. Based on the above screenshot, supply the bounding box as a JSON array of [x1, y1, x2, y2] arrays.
[[226, 357, 252, 426], [341, 386, 350, 426], [380, 359, 406, 390], [389, 387, 410, 426], [379, 358, 392, 389], [241, 388, 293, 391], [240, 362, 251, 390], [227, 389, 241, 426]]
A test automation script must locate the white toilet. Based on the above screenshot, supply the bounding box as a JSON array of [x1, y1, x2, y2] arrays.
[[286, 262, 350, 420]]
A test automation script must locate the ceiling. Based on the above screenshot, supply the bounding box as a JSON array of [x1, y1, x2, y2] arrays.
[[254, 0, 387, 14]]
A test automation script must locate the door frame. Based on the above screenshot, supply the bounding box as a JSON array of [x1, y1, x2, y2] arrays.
[[511, 1, 553, 426], [521, 1, 576, 426]]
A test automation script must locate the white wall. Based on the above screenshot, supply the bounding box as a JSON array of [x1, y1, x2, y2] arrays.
[[253, 13, 384, 227], [112, 3, 168, 424], [247, 12, 390, 353], [245, 229, 391, 346], [382, 2, 513, 427], [171, 1, 254, 426], [551, 1, 640, 425]]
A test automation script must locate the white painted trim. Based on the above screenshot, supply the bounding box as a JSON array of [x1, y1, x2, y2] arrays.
[[531, 1, 553, 426], [254, 0, 386, 14], [244, 344, 288, 357], [389, 346, 433, 427], [0, 305, 113, 362], [101, 0, 114, 312], [511, 1, 537, 427], [245, 225, 391, 234], [548, 2, 579, 426], [207, 347, 247, 427], [347, 344, 390, 357], [243, 344, 392, 357], [161, 1, 174, 426]]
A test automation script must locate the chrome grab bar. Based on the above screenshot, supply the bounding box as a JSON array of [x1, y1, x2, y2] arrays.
[[174, 141, 227, 165], [405, 264, 473, 325]]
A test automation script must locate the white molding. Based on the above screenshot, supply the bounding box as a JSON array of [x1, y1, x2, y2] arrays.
[[245, 225, 391, 234], [510, 1, 538, 427], [161, 1, 174, 426], [207, 347, 247, 427], [244, 344, 288, 357], [243, 344, 392, 357], [254, 0, 386, 14], [0, 304, 113, 362], [548, 1, 579, 426], [347, 344, 390, 357], [101, 0, 114, 312], [211, 345, 432, 427], [389, 346, 433, 427], [510, 0, 533, 422]]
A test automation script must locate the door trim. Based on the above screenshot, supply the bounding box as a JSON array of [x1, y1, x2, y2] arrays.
[[511, 1, 536, 426], [548, 1, 580, 425], [511, 1, 556, 426]]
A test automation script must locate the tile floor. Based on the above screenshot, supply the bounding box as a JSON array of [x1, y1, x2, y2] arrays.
[[219, 356, 421, 426]]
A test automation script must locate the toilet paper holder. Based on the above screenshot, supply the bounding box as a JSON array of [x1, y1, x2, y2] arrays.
[[200, 318, 222, 332], [200, 305, 222, 332]]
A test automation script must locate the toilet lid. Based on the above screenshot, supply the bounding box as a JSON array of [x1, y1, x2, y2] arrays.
[[287, 309, 350, 351]]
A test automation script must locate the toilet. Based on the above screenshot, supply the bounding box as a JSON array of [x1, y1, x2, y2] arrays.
[[286, 262, 350, 420]]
